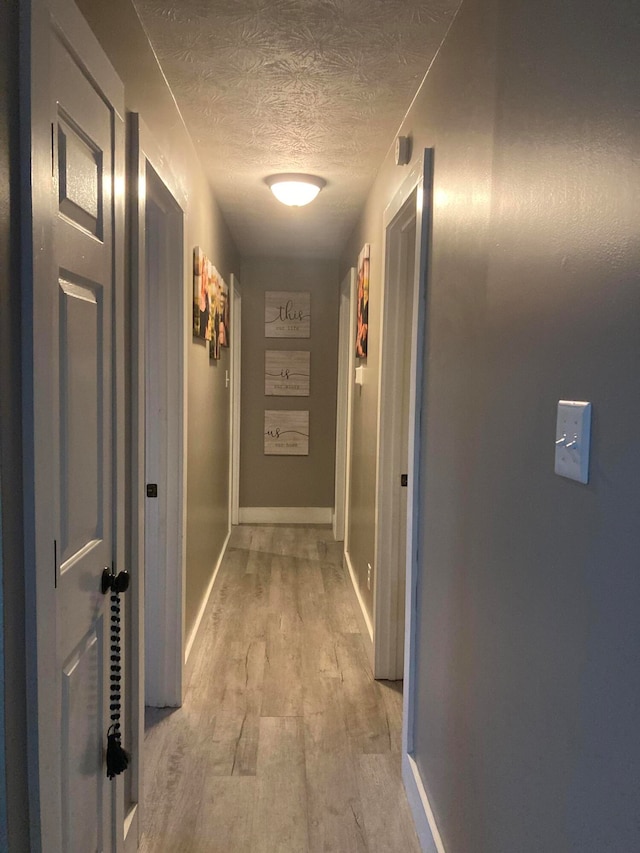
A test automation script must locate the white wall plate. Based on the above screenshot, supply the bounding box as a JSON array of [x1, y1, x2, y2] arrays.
[[555, 400, 592, 484]]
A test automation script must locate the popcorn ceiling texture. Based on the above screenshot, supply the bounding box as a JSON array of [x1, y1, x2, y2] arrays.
[[134, 0, 460, 257]]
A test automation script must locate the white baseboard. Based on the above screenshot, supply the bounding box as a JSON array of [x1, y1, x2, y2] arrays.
[[184, 527, 231, 665], [123, 804, 138, 853], [402, 753, 446, 853], [238, 506, 332, 525], [343, 548, 374, 668]]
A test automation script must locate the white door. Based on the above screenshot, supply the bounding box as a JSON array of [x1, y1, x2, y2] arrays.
[[394, 208, 417, 675], [374, 167, 422, 680], [25, 0, 126, 849], [143, 163, 184, 709]]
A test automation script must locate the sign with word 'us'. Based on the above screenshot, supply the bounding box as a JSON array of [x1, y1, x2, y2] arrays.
[[264, 410, 309, 456]]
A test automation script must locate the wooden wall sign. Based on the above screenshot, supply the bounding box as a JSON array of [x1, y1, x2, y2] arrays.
[[265, 350, 310, 396], [265, 291, 311, 338], [264, 410, 309, 455]]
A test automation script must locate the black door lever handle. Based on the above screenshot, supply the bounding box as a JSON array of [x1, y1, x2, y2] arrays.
[[101, 568, 130, 595]]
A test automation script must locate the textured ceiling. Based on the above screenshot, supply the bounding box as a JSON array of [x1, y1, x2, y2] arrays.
[[133, 0, 460, 258]]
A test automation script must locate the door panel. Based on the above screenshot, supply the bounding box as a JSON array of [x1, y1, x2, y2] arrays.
[[62, 627, 104, 853], [58, 277, 103, 566], [27, 0, 127, 849], [57, 112, 104, 237], [49, 12, 116, 852]]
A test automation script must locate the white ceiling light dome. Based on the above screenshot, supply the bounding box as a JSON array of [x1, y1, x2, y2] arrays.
[[266, 173, 326, 207]]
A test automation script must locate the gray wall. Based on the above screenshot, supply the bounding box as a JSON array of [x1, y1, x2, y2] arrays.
[[342, 0, 640, 850], [239, 257, 339, 509], [0, 0, 29, 847], [77, 0, 240, 641]]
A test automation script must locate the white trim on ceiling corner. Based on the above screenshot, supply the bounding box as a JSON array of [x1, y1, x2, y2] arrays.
[[238, 507, 332, 525]]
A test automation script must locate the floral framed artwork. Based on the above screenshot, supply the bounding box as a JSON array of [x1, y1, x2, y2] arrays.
[[356, 243, 370, 358], [209, 273, 229, 360], [220, 278, 230, 348], [193, 247, 210, 339], [193, 247, 228, 360]]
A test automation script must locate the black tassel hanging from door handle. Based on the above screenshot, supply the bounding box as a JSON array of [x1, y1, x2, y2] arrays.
[[102, 567, 130, 779]]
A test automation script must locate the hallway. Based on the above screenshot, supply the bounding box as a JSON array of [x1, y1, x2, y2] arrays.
[[140, 525, 420, 852]]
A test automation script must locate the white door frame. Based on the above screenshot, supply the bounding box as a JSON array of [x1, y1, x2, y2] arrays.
[[396, 149, 446, 851], [0, 482, 5, 852], [130, 116, 187, 713], [127, 113, 146, 853], [333, 268, 357, 543], [374, 153, 434, 684], [229, 274, 241, 527], [143, 157, 185, 709], [23, 0, 125, 848]]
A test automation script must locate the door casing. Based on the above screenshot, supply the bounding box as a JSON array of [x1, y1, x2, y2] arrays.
[[230, 274, 241, 527], [373, 160, 426, 681], [130, 115, 187, 712], [396, 149, 447, 852], [334, 267, 357, 543]]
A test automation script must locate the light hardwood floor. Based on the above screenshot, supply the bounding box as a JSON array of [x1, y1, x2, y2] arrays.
[[140, 525, 421, 853]]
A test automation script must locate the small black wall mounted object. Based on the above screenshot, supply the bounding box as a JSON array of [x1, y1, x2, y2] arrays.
[[102, 567, 130, 779]]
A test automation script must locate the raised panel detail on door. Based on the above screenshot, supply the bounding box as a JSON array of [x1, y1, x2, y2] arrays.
[[61, 628, 104, 853], [58, 277, 103, 571], [57, 111, 103, 238]]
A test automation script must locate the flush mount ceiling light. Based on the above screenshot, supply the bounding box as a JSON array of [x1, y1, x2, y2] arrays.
[[265, 173, 326, 207]]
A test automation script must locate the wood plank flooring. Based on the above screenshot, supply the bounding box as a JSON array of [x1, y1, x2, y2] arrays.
[[140, 525, 421, 853]]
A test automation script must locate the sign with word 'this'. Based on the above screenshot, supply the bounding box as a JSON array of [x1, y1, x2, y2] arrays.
[[265, 291, 311, 338]]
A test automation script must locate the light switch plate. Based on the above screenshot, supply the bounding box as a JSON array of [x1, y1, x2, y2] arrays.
[[555, 400, 591, 484]]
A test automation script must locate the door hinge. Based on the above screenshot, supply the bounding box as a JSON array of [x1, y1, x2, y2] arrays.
[[401, 474, 408, 487], [54, 539, 58, 588]]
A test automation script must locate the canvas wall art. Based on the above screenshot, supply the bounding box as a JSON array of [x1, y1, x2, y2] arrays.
[[264, 410, 309, 455], [193, 247, 229, 360], [356, 243, 370, 358], [210, 275, 230, 360], [265, 291, 311, 338], [265, 350, 310, 396], [220, 278, 230, 348]]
